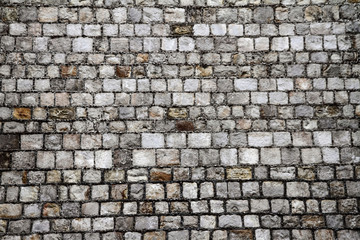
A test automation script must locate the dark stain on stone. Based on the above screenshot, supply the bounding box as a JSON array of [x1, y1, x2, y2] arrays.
[[0, 152, 11, 169], [0, 135, 19, 150], [176, 121, 194, 131]]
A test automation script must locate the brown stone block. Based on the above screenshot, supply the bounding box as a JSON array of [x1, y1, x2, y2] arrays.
[[49, 107, 75, 120], [176, 121, 194, 131], [150, 169, 172, 181], [229, 230, 253, 240], [61, 66, 77, 77], [139, 202, 153, 214], [301, 215, 325, 228], [116, 66, 131, 78], [136, 54, 149, 63], [13, 108, 31, 120], [172, 25, 192, 35]]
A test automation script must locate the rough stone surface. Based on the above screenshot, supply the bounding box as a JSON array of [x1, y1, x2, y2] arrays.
[[0, 0, 359, 239]]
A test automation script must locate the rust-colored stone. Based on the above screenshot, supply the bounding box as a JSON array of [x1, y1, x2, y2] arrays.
[[168, 108, 187, 119], [0, 152, 11, 169], [229, 230, 253, 240], [43, 203, 60, 217], [176, 121, 194, 131], [172, 25, 192, 35], [151, 171, 172, 181], [136, 53, 149, 63], [13, 108, 31, 120], [195, 65, 213, 77], [116, 66, 131, 78], [49, 107, 75, 120], [22, 171, 27, 184], [61, 66, 77, 77], [302, 215, 325, 228], [348, 0, 360, 2], [227, 167, 252, 180]]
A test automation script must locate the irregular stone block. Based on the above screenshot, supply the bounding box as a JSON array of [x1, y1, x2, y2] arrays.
[[49, 107, 75, 120]]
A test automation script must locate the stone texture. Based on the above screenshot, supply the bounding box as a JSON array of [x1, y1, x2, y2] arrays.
[[0, 1, 358, 238]]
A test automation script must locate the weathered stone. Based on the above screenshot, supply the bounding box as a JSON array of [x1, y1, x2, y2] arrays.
[[150, 169, 172, 181], [0, 152, 11, 169], [13, 108, 31, 120], [136, 53, 149, 63], [116, 66, 131, 78], [43, 203, 60, 217], [0, 204, 22, 218], [195, 66, 213, 77], [315, 105, 341, 117], [135, 216, 158, 230], [305, 6, 322, 21], [302, 215, 325, 228], [172, 25, 192, 35], [168, 108, 187, 119], [61, 66, 77, 77], [49, 108, 75, 120], [176, 121, 194, 131], [0, 135, 19, 150], [1, 7, 18, 22], [227, 167, 252, 180], [229, 230, 253, 240]]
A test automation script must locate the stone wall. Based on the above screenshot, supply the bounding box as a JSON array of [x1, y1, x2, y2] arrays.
[[0, 0, 360, 239]]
